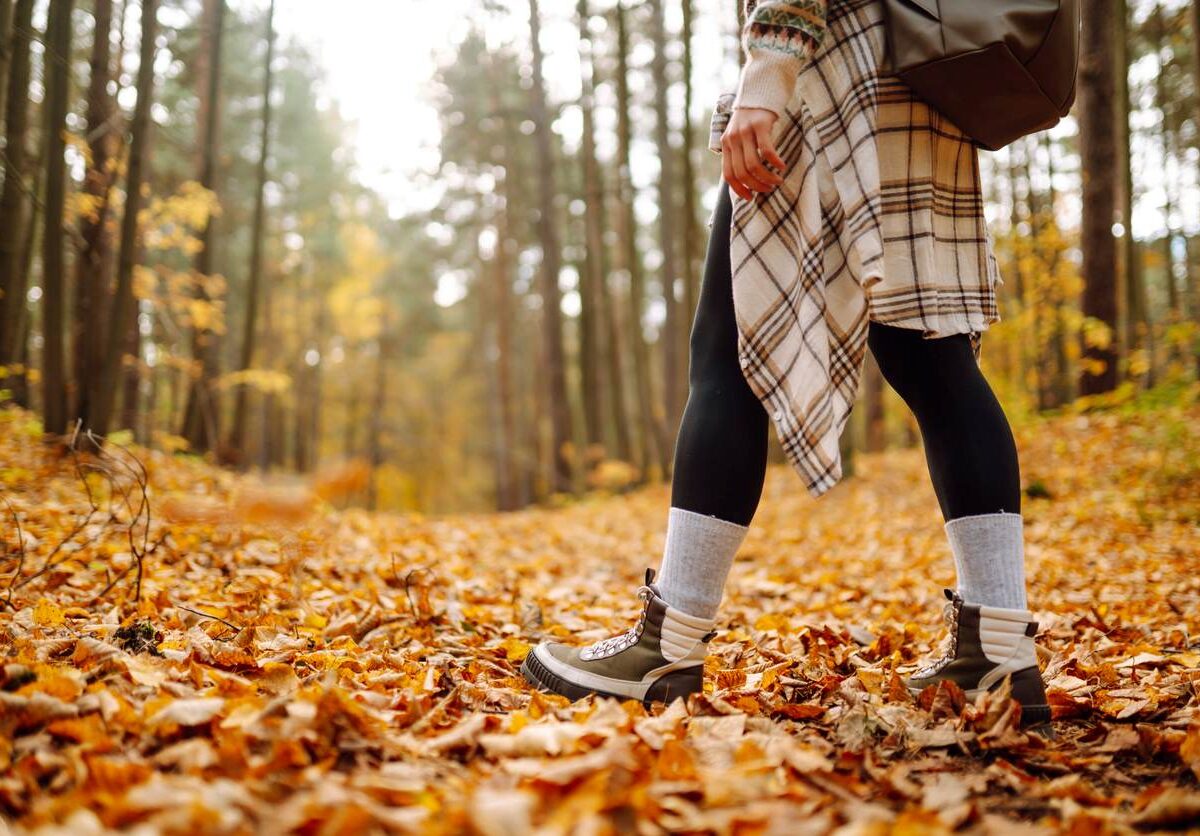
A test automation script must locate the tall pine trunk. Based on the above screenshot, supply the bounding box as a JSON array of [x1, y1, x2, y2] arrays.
[[91, 0, 158, 439], [230, 0, 275, 461], [0, 0, 14, 135], [1078, 4, 1119, 395], [577, 0, 609, 455], [181, 0, 225, 453], [40, 0, 75, 437], [1151, 5, 1180, 324], [0, 0, 35, 369], [581, 5, 632, 464], [615, 0, 669, 478], [74, 0, 119, 427], [649, 0, 683, 440], [527, 0, 574, 493], [1114, 0, 1149, 384], [679, 0, 701, 370]]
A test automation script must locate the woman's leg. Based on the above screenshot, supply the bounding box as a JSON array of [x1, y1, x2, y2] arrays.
[[654, 182, 770, 619], [520, 183, 766, 703], [671, 183, 771, 525], [866, 321, 1026, 608]]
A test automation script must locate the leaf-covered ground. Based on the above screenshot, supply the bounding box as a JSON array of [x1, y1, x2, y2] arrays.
[[2, 392, 1199, 835]]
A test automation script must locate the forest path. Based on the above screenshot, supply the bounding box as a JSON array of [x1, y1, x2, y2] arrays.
[[2, 395, 1199, 833]]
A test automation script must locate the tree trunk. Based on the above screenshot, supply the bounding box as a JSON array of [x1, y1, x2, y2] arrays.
[[527, 0, 574, 494], [229, 0, 275, 462], [1077, 3, 1119, 395], [577, 0, 609, 456], [615, 0, 669, 478], [679, 0, 702, 373], [1114, 0, 1132, 375], [0, 0, 14, 136], [181, 0, 225, 454], [74, 0, 119, 427], [118, 292, 140, 433], [1190, 0, 1200, 364], [1152, 5, 1179, 323], [40, 0, 75, 438], [366, 319, 390, 511], [10, 136, 41, 406], [0, 0, 34, 369], [1116, 0, 1152, 385], [90, 0, 158, 439], [584, 11, 634, 464], [649, 0, 684, 438], [862, 351, 885, 452]]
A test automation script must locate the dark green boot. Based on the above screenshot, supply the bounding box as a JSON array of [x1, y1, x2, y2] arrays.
[[907, 589, 1052, 729], [521, 569, 716, 705]]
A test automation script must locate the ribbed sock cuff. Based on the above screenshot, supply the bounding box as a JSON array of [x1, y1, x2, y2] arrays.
[[655, 507, 748, 619], [945, 511, 1028, 610]]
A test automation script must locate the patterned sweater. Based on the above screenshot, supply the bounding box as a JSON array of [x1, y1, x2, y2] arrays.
[[734, 0, 829, 116]]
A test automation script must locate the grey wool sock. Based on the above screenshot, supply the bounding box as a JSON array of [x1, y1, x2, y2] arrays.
[[655, 507, 749, 619], [944, 511, 1028, 610]]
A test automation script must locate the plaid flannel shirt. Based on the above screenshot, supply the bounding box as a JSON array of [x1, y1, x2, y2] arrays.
[[709, 0, 1002, 498]]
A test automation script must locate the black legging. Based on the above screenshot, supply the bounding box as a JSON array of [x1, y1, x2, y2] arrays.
[[671, 182, 1021, 526]]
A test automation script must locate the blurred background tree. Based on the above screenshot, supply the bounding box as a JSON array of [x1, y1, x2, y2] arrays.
[[0, 0, 1198, 513]]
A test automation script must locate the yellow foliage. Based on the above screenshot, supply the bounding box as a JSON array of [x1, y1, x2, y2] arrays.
[[132, 265, 158, 301], [218, 368, 292, 394], [184, 298, 226, 335]]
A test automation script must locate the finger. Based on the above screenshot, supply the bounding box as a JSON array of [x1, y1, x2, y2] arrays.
[[720, 141, 748, 199], [725, 134, 755, 197], [736, 132, 776, 193], [752, 121, 786, 176], [723, 151, 753, 201]]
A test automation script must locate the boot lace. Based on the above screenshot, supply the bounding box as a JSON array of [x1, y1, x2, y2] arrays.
[[913, 598, 960, 679], [579, 585, 653, 661]]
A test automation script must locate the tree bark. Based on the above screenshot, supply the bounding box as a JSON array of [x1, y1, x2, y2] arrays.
[[74, 0, 120, 427], [40, 0, 75, 437], [118, 291, 140, 434], [862, 352, 885, 452], [0, 0, 35, 369], [366, 315, 390, 511], [181, 0, 225, 454], [679, 0, 702, 372], [615, 0, 669, 477], [1151, 5, 1179, 321], [0, 0, 14, 137], [577, 0, 608, 455], [648, 0, 684, 438], [1116, 0, 1152, 384], [90, 0, 158, 439], [6, 136, 42, 408], [527, 0, 575, 493], [1078, 4, 1119, 395], [581, 7, 633, 463], [229, 0, 275, 462]]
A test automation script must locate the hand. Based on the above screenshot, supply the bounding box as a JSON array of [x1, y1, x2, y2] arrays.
[[721, 106, 785, 201]]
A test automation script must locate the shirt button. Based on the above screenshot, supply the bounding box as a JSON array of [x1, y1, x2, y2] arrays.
[[739, 355, 749, 369], [773, 409, 784, 421]]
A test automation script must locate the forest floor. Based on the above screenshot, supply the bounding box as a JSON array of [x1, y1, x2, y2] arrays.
[[1, 387, 1200, 835]]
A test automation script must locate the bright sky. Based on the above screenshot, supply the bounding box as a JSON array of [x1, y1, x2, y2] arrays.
[[256, 0, 1194, 241], [256, 0, 738, 219]]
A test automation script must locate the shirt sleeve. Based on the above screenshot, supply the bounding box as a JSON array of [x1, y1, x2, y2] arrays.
[[732, 0, 829, 117]]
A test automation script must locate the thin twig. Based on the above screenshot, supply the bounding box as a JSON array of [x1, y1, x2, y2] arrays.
[[2, 497, 26, 609], [176, 604, 241, 634]]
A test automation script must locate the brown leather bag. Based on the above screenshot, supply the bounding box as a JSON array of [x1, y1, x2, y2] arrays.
[[881, 0, 1080, 151]]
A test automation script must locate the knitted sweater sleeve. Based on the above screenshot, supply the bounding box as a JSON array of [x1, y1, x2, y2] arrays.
[[733, 0, 829, 117]]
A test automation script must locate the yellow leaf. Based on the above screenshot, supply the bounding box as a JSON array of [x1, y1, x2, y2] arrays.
[[33, 599, 66, 628]]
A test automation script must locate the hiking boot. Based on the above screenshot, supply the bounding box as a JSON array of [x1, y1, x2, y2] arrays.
[[521, 569, 715, 705], [907, 589, 1052, 729]]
